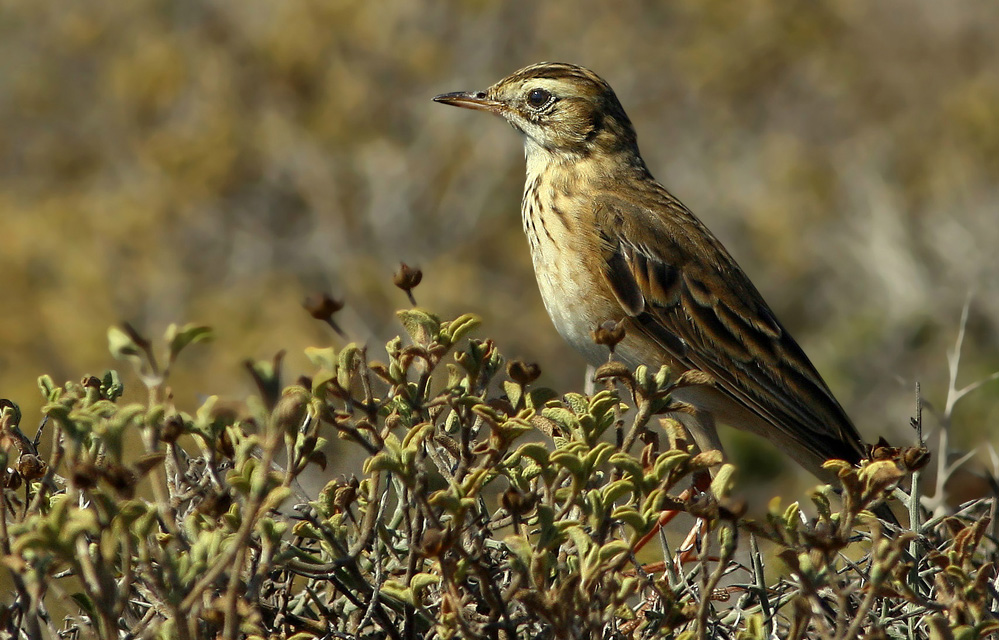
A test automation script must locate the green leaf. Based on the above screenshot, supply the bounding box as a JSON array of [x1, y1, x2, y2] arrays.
[[542, 407, 579, 432], [564, 392, 588, 414], [653, 364, 672, 388], [70, 592, 99, 629], [410, 572, 440, 598], [441, 313, 481, 347], [710, 463, 737, 499], [550, 449, 584, 477], [602, 479, 635, 506], [525, 387, 558, 409], [379, 580, 414, 605], [107, 326, 141, 359], [783, 502, 801, 530], [597, 539, 630, 563], [311, 369, 336, 393], [504, 534, 534, 570], [396, 308, 441, 346], [428, 489, 462, 512], [304, 346, 338, 371], [736, 613, 766, 640], [610, 452, 643, 480], [292, 521, 322, 540], [402, 422, 433, 451], [652, 450, 689, 483], [362, 453, 402, 475], [37, 374, 58, 401], [336, 343, 362, 389], [583, 442, 615, 472], [563, 523, 593, 557], [611, 507, 648, 534], [102, 369, 124, 401], [502, 380, 522, 409], [165, 323, 214, 361]]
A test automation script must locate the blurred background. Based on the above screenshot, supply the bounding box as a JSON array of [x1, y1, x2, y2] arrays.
[[2, 0, 997, 499]]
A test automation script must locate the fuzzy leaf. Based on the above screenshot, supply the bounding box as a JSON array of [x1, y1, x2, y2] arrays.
[[166, 323, 214, 361], [396, 308, 441, 346]]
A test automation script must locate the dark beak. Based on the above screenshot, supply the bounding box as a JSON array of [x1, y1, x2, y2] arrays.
[[433, 91, 505, 114]]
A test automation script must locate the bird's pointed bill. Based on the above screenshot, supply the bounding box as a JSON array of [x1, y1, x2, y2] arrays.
[[433, 91, 505, 114]]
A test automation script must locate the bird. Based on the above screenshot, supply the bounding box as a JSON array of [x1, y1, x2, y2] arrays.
[[434, 62, 890, 507]]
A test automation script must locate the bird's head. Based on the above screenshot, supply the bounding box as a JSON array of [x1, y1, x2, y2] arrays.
[[434, 62, 640, 161]]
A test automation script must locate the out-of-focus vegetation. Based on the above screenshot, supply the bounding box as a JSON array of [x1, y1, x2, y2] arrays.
[[2, 0, 998, 491]]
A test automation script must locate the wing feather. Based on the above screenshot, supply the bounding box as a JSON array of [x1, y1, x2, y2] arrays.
[[596, 192, 866, 465]]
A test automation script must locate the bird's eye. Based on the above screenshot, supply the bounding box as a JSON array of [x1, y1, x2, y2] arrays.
[[526, 88, 553, 109]]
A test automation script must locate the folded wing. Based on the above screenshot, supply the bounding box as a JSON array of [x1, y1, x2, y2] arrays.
[[595, 191, 867, 466]]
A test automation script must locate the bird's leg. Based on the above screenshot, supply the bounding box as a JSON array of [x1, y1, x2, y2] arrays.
[[634, 408, 722, 559], [583, 363, 596, 396], [633, 468, 712, 555]]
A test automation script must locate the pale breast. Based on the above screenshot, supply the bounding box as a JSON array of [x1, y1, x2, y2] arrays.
[[521, 166, 626, 365]]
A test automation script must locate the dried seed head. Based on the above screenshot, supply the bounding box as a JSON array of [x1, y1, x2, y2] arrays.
[[16, 454, 47, 480], [302, 293, 346, 337], [869, 437, 896, 461], [591, 319, 626, 351], [71, 462, 101, 490], [501, 487, 536, 517], [218, 429, 235, 459], [333, 481, 357, 512], [162, 414, 185, 444], [592, 361, 631, 383], [418, 528, 450, 557], [303, 292, 344, 319], [507, 360, 542, 386], [902, 446, 931, 472], [393, 263, 423, 305], [198, 490, 234, 518], [104, 464, 137, 498]]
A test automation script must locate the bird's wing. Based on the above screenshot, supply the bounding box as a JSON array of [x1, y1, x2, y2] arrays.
[[594, 191, 867, 465]]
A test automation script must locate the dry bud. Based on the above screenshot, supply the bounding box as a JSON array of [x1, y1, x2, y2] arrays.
[[507, 360, 542, 386], [591, 319, 626, 351], [302, 292, 346, 337], [71, 462, 101, 490], [16, 454, 47, 480], [418, 527, 450, 557], [198, 490, 234, 518], [869, 436, 896, 461], [162, 414, 185, 444], [592, 361, 631, 383], [501, 487, 536, 517], [902, 446, 931, 472], [333, 479, 358, 512], [218, 429, 235, 459], [104, 464, 137, 498], [393, 262, 423, 305]]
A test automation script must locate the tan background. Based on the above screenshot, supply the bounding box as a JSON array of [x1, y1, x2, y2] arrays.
[[2, 0, 997, 491]]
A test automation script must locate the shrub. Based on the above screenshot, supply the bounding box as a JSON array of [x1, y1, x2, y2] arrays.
[[0, 287, 995, 639]]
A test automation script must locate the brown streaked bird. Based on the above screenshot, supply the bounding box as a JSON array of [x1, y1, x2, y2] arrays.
[[434, 63, 882, 495]]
